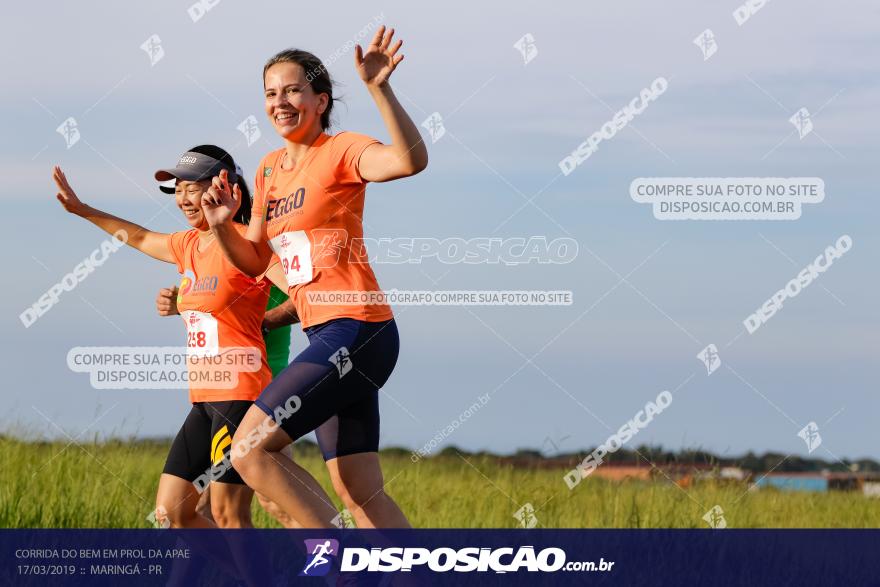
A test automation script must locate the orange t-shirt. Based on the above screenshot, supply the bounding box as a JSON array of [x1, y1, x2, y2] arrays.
[[167, 224, 272, 403], [253, 131, 394, 328]]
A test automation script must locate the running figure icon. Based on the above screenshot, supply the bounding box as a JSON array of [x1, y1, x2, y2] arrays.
[[300, 539, 339, 576]]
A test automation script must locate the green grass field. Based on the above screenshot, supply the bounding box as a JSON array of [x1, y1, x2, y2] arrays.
[[2, 436, 878, 528]]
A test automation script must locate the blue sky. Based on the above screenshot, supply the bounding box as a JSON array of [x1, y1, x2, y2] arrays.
[[2, 0, 878, 463]]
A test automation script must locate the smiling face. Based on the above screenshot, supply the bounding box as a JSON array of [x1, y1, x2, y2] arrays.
[[174, 180, 211, 229], [264, 62, 328, 141]]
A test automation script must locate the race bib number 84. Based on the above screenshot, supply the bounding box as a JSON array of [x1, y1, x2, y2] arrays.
[[269, 230, 313, 287]]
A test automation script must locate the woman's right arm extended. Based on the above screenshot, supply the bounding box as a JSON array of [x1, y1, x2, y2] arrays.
[[53, 166, 175, 263], [201, 168, 274, 278]]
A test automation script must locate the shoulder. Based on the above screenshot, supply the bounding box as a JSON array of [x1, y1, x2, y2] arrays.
[[325, 132, 381, 179], [169, 228, 198, 248], [258, 148, 285, 176], [167, 229, 198, 272], [327, 131, 379, 149]]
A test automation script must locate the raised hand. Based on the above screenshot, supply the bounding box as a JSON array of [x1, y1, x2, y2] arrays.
[[200, 169, 241, 227], [53, 166, 88, 216], [156, 285, 179, 316], [355, 25, 404, 87]]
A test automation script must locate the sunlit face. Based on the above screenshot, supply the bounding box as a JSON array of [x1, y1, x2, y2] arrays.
[[174, 180, 210, 229], [264, 62, 328, 141]]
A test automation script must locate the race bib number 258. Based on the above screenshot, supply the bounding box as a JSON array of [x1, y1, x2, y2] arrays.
[[181, 310, 219, 357]]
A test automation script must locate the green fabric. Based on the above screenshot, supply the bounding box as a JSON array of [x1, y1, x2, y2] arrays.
[[263, 285, 291, 377]]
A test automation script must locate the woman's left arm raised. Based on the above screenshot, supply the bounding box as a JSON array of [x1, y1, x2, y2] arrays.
[[355, 26, 429, 183]]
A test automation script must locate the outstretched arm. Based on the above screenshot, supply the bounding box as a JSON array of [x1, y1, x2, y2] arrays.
[[355, 26, 429, 182], [53, 166, 174, 263]]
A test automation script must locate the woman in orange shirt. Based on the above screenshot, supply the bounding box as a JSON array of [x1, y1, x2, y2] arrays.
[[201, 26, 428, 528], [53, 146, 289, 528]]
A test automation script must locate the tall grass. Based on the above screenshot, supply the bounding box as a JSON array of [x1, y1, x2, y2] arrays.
[[2, 437, 877, 528]]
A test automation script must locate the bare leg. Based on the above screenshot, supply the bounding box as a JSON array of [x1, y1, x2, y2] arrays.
[[210, 483, 254, 528], [230, 406, 339, 528], [198, 453, 299, 528], [155, 473, 215, 528], [256, 443, 300, 528], [326, 453, 410, 528], [157, 476, 249, 584], [194, 484, 214, 523]]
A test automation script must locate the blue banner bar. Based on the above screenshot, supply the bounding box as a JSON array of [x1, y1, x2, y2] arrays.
[[1, 529, 875, 585]]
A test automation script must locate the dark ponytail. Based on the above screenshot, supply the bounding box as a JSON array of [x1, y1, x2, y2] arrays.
[[231, 171, 252, 226]]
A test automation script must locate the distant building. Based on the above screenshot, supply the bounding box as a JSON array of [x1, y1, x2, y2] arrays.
[[590, 463, 714, 486], [863, 482, 880, 498], [720, 467, 746, 481], [588, 464, 880, 497], [753, 472, 880, 494], [755, 473, 828, 493], [591, 465, 653, 482]]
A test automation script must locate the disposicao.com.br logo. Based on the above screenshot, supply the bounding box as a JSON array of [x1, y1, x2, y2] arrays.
[[336, 544, 613, 574]]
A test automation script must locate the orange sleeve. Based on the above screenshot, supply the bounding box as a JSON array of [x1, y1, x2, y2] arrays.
[[252, 155, 270, 219], [166, 230, 190, 273], [331, 132, 381, 185]]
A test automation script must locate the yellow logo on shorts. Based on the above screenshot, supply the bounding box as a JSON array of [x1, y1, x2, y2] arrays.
[[211, 425, 232, 465]]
